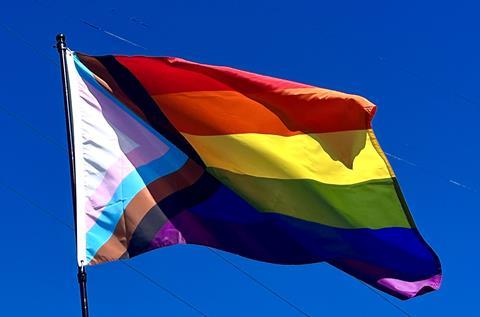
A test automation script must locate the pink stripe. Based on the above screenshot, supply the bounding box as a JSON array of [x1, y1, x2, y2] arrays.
[[377, 274, 442, 298], [84, 148, 163, 231], [82, 81, 170, 231]]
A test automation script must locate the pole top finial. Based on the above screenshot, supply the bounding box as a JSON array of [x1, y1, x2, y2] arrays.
[[56, 33, 66, 51], [56, 33, 65, 41]]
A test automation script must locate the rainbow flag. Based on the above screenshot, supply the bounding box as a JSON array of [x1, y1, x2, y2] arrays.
[[66, 50, 441, 299]]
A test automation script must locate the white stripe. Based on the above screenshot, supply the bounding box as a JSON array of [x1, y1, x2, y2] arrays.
[[67, 50, 140, 264], [66, 50, 87, 266]]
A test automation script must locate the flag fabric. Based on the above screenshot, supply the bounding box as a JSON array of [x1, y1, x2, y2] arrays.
[[66, 50, 441, 299]]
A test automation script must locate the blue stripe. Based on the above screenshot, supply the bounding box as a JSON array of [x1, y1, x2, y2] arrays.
[[127, 176, 440, 300], [129, 173, 439, 282], [166, 187, 440, 282]]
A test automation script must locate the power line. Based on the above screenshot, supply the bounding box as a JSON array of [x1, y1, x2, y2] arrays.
[[30, 0, 148, 50], [208, 248, 312, 317], [0, 98, 417, 317], [121, 262, 207, 317], [2, 9, 478, 197], [0, 92, 421, 317], [0, 52, 419, 317], [1, 19, 477, 194], [0, 98, 312, 316], [0, 179, 208, 316], [80, 20, 148, 50], [385, 152, 478, 194], [1, 96, 475, 196], [0, 95, 313, 315], [0, 55, 431, 317], [28, 0, 480, 112], [0, 18, 440, 316], [0, 103, 66, 151], [0, 21, 57, 65], [377, 56, 480, 109], [0, 180, 72, 230], [359, 281, 412, 317]]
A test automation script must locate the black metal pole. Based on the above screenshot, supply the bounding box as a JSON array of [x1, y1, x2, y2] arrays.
[[77, 265, 89, 317], [55, 33, 90, 317]]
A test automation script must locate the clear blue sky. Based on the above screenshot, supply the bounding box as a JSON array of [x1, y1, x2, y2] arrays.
[[1, 0, 478, 316]]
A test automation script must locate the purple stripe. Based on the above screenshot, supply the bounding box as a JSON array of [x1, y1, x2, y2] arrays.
[[377, 274, 442, 299], [164, 210, 440, 299], [150, 221, 186, 248]]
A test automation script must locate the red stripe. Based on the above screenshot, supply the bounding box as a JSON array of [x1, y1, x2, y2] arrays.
[[115, 56, 311, 95]]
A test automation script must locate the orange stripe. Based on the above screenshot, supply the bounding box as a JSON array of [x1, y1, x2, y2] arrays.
[[82, 55, 375, 135], [153, 91, 299, 136], [153, 88, 375, 136]]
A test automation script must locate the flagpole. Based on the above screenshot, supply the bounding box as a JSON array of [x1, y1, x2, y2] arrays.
[[55, 33, 90, 317]]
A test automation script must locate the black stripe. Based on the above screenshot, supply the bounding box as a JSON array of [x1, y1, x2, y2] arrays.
[[82, 55, 224, 257], [127, 172, 221, 257], [95, 55, 205, 166]]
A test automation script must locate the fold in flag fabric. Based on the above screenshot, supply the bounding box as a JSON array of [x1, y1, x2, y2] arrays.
[[66, 50, 441, 299]]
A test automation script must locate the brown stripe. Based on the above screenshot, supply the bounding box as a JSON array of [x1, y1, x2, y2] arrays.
[[89, 218, 128, 264], [84, 54, 207, 167], [76, 53, 148, 122], [91, 159, 204, 264]]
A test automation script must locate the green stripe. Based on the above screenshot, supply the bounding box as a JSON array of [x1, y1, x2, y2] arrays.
[[208, 168, 411, 229]]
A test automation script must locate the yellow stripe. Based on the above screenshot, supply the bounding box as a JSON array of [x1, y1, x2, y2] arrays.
[[182, 129, 392, 185], [367, 129, 396, 177]]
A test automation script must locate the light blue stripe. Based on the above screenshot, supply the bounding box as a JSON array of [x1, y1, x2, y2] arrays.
[[72, 55, 189, 261], [86, 153, 188, 262]]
